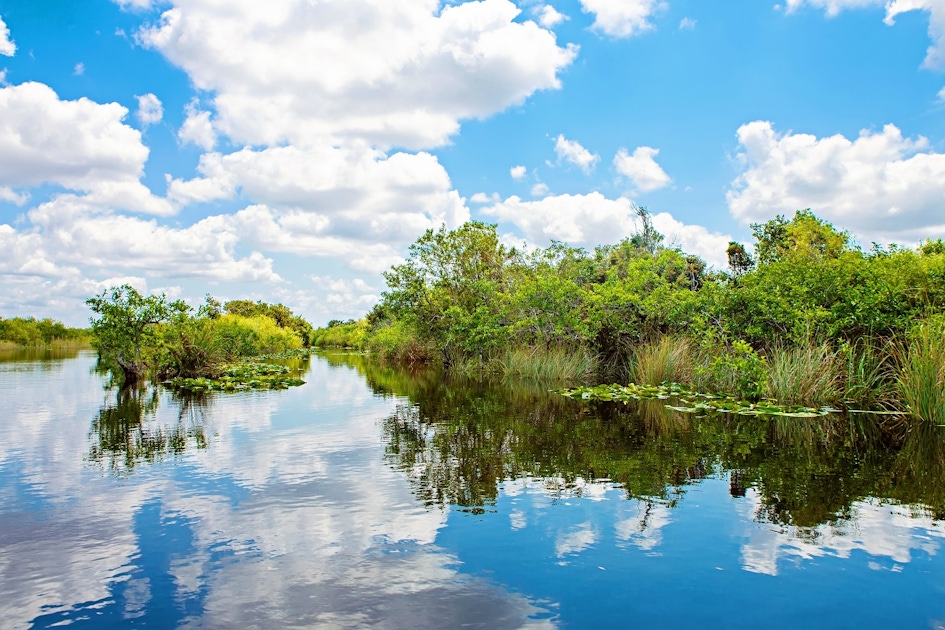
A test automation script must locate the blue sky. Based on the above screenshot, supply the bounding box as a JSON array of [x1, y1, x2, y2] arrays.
[[0, 0, 942, 326]]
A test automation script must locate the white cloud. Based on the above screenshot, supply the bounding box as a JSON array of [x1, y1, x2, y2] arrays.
[[537, 5, 569, 28], [73, 62, 85, 76], [481, 192, 731, 266], [0, 82, 173, 215], [23, 195, 279, 282], [783, 0, 884, 17], [167, 145, 469, 272], [137, 0, 577, 150], [727, 120, 945, 244], [613, 146, 672, 192], [0, 15, 16, 56], [135, 93, 163, 127], [939, 86, 945, 102], [886, 0, 945, 69], [579, 0, 667, 38], [679, 17, 697, 30], [554, 134, 599, 173], [785, 0, 944, 69], [531, 182, 550, 196], [510, 164, 527, 179], [178, 99, 216, 150]]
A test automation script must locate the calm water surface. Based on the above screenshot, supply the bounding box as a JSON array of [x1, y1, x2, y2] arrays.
[[2, 349, 945, 628]]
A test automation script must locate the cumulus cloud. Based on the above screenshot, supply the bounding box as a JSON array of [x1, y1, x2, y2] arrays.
[[135, 93, 163, 127], [554, 134, 599, 173], [679, 17, 697, 30], [23, 195, 279, 282], [0, 82, 173, 215], [785, 0, 945, 69], [579, 0, 667, 38], [510, 165, 527, 180], [0, 15, 15, 56], [167, 145, 469, 271], [613, 146, 672, 192], [481, 192, 732, 266], [178, 99, 216, 150], [137, 0, 577, 149], [537, 5, 569, 28], [727, 120, 945, 243]]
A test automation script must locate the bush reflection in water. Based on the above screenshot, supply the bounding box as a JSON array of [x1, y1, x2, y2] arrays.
[[322, 351, 945, 531]]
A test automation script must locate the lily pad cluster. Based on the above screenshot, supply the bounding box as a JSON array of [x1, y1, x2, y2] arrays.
[[554, 383, 895, 418], [167, 362, 305, 392]]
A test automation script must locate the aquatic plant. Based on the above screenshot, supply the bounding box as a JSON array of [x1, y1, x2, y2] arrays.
[[896, 318, 945, 424], [631, 336, 694, 386], [765, 344, 841, 405]]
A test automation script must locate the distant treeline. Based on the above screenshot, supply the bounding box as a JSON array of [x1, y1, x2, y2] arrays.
[[312, 209, 945, 418], [0, 316, 90, 347], [86, 288, 314, 383]]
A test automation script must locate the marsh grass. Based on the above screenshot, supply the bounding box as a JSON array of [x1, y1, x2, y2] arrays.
[[631, 336, 694, 386], [896, 320, 945, 423], [765, 344, 841, 405], [840, 340, 897, 409], [494, 346, 597, 381]]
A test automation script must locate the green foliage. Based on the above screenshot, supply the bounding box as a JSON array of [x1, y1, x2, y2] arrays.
[[765, 344, 841, 405], [896, 316, 945, 424], [169, 362, 305, 392], [0, 316, 88, 347], [492, 345, 597, 381], [696, 340, 767, 400], [335, 210, 945, 412], [87, 285, 190, 382], [223, 299, 313, 346], [631, 336, 694, 386], [87, 286, 312, 385], [311, 319, 369, 348]]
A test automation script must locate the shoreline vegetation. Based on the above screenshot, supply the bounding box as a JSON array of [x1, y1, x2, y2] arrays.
[[84, 287, 314, 391], [0, 317, 91, 351], [311, 209, 945, 423]]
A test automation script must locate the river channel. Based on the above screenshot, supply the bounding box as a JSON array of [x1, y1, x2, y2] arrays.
[[2, 349, 944, 628]]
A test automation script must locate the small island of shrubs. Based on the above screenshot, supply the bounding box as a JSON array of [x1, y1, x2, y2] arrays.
[[86, 287, 314, 391]]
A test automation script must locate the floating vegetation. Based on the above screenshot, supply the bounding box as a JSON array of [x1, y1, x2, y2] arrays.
[[167, 362, 305, 392], [554, 383, 904, 418]]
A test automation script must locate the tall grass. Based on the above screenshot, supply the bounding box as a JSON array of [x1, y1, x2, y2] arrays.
[[496, 346, 597, 381], [765, 344, 841, 405], [630, 336, 694, 385], [897, 320, 945, 423], [839, 340, 896, 409]]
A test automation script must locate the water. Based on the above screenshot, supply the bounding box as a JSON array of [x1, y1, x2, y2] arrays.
[[2, 349, 945, 628]]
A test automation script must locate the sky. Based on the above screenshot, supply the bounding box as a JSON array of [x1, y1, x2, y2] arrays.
[[0, 0, 942, 326]]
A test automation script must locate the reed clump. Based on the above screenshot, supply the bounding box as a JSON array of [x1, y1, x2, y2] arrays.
[[896, 319, 945, 424], [765, 344, 841, 405], [631, 336, 694, 386], [497, 346, 597, 381]]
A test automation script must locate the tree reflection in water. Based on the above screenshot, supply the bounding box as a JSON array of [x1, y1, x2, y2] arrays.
[[322, 350, 945, 532], [88, 385, 209, 475]]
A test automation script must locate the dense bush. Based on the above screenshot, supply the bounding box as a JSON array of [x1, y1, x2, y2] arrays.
[[0, 316, 88, 347], [87, 286, 310, 383], [310, 210, 945, 405]]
